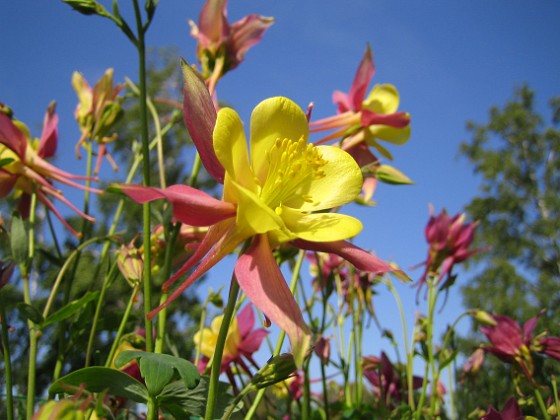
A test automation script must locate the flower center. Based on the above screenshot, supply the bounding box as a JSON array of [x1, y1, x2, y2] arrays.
[[260, 136, 327, 211]]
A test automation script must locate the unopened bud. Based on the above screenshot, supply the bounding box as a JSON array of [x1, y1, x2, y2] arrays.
[[472, 310, 497, 326], [116, 240, 143, 286], [252, 353, 297, 389], [63, 0, 107, 16]]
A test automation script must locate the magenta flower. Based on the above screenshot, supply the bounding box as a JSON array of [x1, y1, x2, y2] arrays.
[[309, 44, 411, 160], [116, 64, 406, 366], [0, 103, 98, 237], [479, 310, 560, 380], [481, 397, 523, 420], [415, 206, 480, 297], [363, 352, 423, 407], [189, 0, 274, 93]]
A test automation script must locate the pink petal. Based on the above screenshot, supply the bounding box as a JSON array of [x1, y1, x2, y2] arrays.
[[229, 14, 274, 68], [348, 44, 375, 112], [0, 112, 26, 157], [0, 169, 17, 197], [38, 102, 58, 159], [238, 329, 269, 355], [235, 234, 310, 367], [117, 184, 236, 226], [361, 110, 410, 128], [293, 239, 410, 282], [197, 0, 229, 47], [332, 91, 352, 114], [181, 60, 224, 183], [149, 219, 245, 319], [237, 304, 255, 337]]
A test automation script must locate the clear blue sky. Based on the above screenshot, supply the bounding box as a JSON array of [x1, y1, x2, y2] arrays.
[[2, 1, 560, 365]]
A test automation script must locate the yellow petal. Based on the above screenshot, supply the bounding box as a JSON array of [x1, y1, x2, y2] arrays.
[[363, 84, 400, 114], [367, 123, 411, 145], [289, 145, 362, 211], [214, 107, 257, 192], [230, 179, 289, 237], [250, 97, 309, 182], [280, 206, 363, 242]]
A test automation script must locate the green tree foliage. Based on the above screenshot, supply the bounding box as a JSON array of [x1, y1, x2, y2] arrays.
[[456, 85, 560, 415]]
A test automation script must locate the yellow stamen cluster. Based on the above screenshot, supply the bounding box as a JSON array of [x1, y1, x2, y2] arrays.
[[261, 136, 327, 210]]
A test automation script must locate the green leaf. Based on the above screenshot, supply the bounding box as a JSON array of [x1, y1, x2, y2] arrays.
[[49, 367, 148, 403], [10, 211, 28, 270], [0, 157, 14, 168], [43, 291, 100, 327], [115, 350, 200, 397], [158, 376, 239, 419], [17, 302, 44, 324]]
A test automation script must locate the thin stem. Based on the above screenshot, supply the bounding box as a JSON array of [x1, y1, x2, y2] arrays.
[[205, 275, 241, 420], [1, 303, 14, 420], [86, 260, 120, 367], [105, 283, 142, 367], [382, 277, 415, 410], [154, 222, 180, 354], [24, 191, 38, 418], [132, 0, 154, 354], [534, 387, 551, 420]]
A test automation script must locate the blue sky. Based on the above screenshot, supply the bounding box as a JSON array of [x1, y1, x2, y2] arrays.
[[2, 1, 560, 372]]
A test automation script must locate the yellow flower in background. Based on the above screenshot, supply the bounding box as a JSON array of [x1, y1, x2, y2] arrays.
[[194, 314, 242, 361]]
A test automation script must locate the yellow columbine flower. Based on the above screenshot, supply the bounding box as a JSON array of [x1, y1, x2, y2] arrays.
[[118, 67, 407, 365]]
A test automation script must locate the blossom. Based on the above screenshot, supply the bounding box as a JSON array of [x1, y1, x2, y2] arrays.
[[189, 0, 274, 93], [72, 68, 124, 174], [117, 66, 406, 366], [193, 304, 268, 376], [481, 397, 523, 420], [479, 310, 560, 380], [363, 352, 423, 407], [309, 44, 411, 160], [415, 206, 480, 297], [0, 103, 98, 237]]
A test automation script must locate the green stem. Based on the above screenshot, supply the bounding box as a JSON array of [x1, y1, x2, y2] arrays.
[[534, 387, 551, 420], [132, 0, 154, 354], [416, 278, 438, 418], [86, 260, 120, 367], [206, 276, 241, 420], [1, 302, 14, 420], [552, 375, 559, 420], [24, 191, 38, 418], [154, 222, 180, 354], [383, 278, 415, 410], [105, 283, 142, 367]]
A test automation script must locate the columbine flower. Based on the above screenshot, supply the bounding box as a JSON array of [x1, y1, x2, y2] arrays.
[[189, 0, 274, 93], [72, 68, 124, 174], [479, 310, 560, 380], [415, 206, 480, 297], [363, 352, 423, 407], [0, 103, 98, 237], [117, 66, 406, 366], [194, 305, 268, 378], [309, 44, 411, 160], [481, 397, 523, 420]]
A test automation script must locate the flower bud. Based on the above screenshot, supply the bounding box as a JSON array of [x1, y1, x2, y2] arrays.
[[116, 239, 143, 286], [252, 353, 297, 389]]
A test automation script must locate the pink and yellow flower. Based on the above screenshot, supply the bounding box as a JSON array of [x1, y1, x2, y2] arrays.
[[0, 103, 98, 237], [309, 44, 411, 161], [72, 68, 124, 174], [189, 0, 273, 93], [194, 304, 268, 376], [117, 66, 406, 366]]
